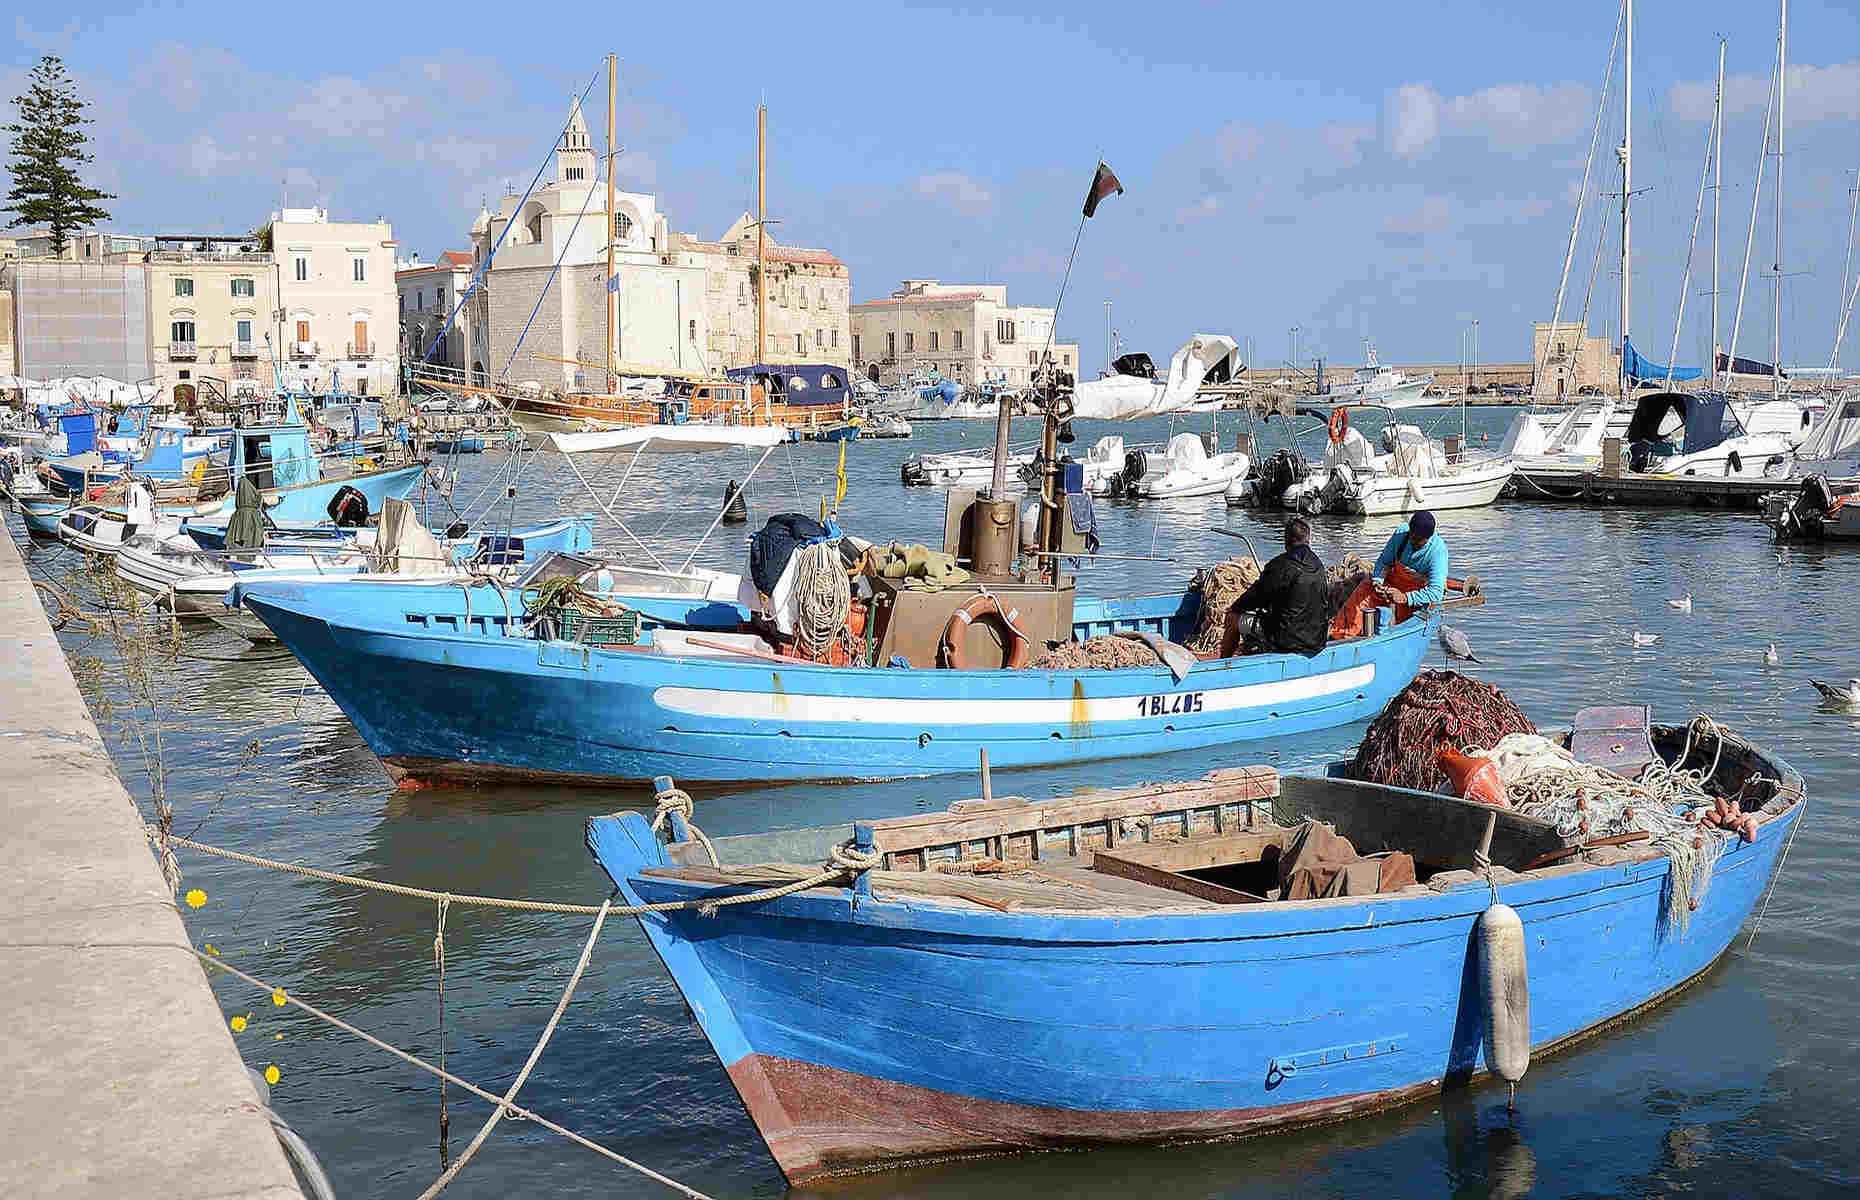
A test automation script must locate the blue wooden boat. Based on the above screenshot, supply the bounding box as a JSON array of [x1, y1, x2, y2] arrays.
[[428, 433, 486, 454], [230, 575, 1434, 786], [586, 722, 1806, 1183]]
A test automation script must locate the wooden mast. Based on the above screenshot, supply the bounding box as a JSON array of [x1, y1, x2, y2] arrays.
[[756, 105, 767, 366], [605, 54, 617, 394]]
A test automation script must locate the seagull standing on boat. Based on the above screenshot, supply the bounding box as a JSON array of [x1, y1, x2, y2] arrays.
[[1372, 509, 1447, 615]]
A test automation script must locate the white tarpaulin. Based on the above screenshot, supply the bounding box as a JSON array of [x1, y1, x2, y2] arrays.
[[1070, 334, 1241, 420], [548, 423, 791, 455]]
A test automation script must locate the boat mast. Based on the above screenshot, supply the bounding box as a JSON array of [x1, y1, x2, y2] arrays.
[[606, 54, 617, 395], [756, 105, 767, 367], [1712, 39, 1723, 390], [1618, 0, 1632, 402], [1773, 0, 1786, 402]]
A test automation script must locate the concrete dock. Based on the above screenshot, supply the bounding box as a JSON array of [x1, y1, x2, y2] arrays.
[[0, 527, 304, 1198]]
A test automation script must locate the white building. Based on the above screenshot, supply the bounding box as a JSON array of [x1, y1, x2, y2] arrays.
[[850, 280, 1077, 388], [396, 251, 476, 375], [268, 206, 400, 395]]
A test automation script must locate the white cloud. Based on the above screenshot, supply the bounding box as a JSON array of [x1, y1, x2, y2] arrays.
[[1213, 123, 1265, 167], [1173, 194, 1222, 226], [912, 170, 997, 220], [1387, 83, 1442, 159], [1671, 60, 1860, 127]]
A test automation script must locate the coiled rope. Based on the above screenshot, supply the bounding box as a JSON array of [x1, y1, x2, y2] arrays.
[[793, 541, 850, 660]]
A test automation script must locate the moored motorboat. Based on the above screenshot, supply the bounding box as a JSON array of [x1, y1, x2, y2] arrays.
[[588, 712, 1804, 1183]]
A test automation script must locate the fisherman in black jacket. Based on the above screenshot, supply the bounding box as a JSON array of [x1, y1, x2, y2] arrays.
[[1231, 517, 1329, 657]]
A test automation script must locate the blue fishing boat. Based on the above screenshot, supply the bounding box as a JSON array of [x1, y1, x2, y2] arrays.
[[231, 575, 1434, 786], [587, 716, 1806, 1183], [428, 433, 486, 454]]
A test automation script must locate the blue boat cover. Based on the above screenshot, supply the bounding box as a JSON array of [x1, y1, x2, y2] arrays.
[[726, 363, 851, 408], [1623, 337, 1702, 383]]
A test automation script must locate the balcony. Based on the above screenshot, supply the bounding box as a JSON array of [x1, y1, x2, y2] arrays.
[[290, 340, 318, 359], [169, 341, 197, 360], [347, 340, 374, 359], [231, 341, 258, 359]]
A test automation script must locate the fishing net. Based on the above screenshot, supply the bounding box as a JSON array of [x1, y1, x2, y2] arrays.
[[1029, 635, 1162, 671], [1185, 557, 1261, 655], [1471, 718, 1736, 936], [1326, 552, 1372, 618], [1345, 670, 1536, 794]]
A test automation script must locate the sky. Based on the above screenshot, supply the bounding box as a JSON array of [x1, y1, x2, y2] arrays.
[[7, 1, 1860, 377]]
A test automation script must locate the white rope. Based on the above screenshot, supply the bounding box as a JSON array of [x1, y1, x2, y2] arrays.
[[793, 541, 850, 659], [414, 898, 613, 1199]]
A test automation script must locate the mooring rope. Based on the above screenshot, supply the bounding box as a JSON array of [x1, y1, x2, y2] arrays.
[[192, 949, 712, 1199], [414, 898, 613, 1199]]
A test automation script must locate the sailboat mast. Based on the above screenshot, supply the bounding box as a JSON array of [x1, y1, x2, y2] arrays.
[[1712, 39, 1723, 389], [1773, 0, 1786, 401], [606, 53, 617, 394], [756, 105, 768, 366], [1619, 0, 1633, 400]]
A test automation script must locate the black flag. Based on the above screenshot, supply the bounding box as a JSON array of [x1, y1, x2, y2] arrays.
[[1082, 161, 1123, 218]]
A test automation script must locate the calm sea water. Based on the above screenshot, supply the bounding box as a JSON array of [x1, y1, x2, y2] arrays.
[[12, 404, 1857, 1198]]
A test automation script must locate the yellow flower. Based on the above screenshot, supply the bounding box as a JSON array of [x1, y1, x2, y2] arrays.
[[264, 1065, 281, 1086], [271, 989, 287, 1008], [229, 1015, 247, 1033], [184, 889, 207, 909]]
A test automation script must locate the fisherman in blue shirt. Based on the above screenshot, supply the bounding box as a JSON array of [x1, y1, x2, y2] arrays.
[[1372, 509, 1447, 610]]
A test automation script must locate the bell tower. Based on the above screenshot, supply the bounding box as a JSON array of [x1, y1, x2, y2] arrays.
[[556, 97, 595, 186]]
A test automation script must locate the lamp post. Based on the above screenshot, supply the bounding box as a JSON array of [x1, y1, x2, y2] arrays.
[[1290, 325, 1300, 371], [1472, 318, 1480, 393], [1104, 300, 1112, 376]]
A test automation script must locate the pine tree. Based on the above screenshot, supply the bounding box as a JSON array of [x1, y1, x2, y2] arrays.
[[3, 56, 114, 256]]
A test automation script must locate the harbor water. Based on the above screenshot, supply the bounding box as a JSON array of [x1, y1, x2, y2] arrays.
[[14, 404, 1857, 1197]]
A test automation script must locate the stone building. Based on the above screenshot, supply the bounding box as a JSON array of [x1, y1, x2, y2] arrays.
[[471, 99, 850, 391], [849, 280, 1078, 388], [145, 235, 273, 400], [396, 252, 476, 375], [1532, 321, 1617, 400], [268, 207, 400, 395]]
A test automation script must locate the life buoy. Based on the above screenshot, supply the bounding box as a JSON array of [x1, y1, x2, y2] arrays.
[[940, 593, 1032, 670], [1328, 407, 1349, 443]]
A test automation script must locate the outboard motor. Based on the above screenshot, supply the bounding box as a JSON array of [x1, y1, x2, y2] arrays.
[[326, 484, 369, 528], [1122, 448, 1149, 494]]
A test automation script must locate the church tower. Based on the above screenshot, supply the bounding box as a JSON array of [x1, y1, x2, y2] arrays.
[[556, 97, 595, 186]]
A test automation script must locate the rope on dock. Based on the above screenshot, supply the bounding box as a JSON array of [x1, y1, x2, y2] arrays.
[[192, 947, 714, 1200]]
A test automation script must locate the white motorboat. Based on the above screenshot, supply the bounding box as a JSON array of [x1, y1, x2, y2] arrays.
[[1135, 432, 1251, 499], [1624, 392, 1793, 478], [1319, 345, 1432, 409], [1285, 416, 1513, 515], [55, 484, 179, 556], [901, 448, 1033, 489]]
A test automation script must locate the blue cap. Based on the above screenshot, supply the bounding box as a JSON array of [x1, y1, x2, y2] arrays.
[[1409, 510, 1436, 539]]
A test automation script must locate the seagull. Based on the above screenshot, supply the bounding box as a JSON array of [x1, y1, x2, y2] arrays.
[[1810, 678, 1860, 708], [1669, 593, 1693, 613], [1440, 626, 1481, 663], [1763, 643, 1780, 666], [1632, 632, 1661, 647]]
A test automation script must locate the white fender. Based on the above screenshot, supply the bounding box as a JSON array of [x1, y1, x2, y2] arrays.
[[1477, 902, 1531, 1089]]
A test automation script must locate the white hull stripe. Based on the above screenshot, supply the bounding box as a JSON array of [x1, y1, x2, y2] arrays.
[[652, 663, 1377, 726]]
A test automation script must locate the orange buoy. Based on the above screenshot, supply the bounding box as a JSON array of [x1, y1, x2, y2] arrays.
[[1328, 407, 1350, 443], [1436, 746, 1508, 808]]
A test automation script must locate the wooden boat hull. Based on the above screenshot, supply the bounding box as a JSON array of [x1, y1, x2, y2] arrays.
[[233, 581, 1433, 785], [588, 773, 1803, 1182]]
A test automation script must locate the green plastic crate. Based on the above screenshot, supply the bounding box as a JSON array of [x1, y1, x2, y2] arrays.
[[555, 607, 641, 647]]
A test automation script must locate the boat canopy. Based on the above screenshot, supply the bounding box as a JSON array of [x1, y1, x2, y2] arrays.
[[1623, 337, 1702, 384], [1793, 392, 1860, 463], [726, 363, 850, 409], [1071, 334, 1241, 420], [1110, 352, 1157, 379], [1625, 392, 1743, 454], [547, 423, 791, 455]]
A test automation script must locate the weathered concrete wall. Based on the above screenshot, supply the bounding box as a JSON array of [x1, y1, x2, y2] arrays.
[[0, 527, 304, 1200], [11, 261, 151, 381]]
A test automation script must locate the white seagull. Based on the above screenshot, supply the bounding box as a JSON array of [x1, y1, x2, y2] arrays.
[[1763, 643, 1780, 666], [1809, 678, 1860, 708], [1669, 593, 1693, 613], [1632, 632, 1661, 647], [1440, 626, 1481, 663]]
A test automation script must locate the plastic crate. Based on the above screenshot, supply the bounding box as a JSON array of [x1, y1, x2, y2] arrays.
[[555, 607, 641, 647]]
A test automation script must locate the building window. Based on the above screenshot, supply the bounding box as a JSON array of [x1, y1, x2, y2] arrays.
[[886, 332, 896, 359], [904, 332, 914, 352], [231, 277, 254, 297], [689, 319, 697, 342], [435, 285, 444, 308], [997, 319, 1016, 344], [738, 281, 746, 304], [815, 329, 824, 348], [170, 319, 195, 342], [174, 277, 193, 297], [353, 257, 366, 282], [566, 166, 584, 181], [296, 320, 310, 343], [953, 329, 963, 351], [929, 331, 939, 351], [236, 319, 252, 343], [831, 329, 839, 348], [614, 212, 632, 240], [1062, 353, 1071, 367], [295, 257, 308, 281], [795, 333, 804, 354], [852, 333, 861, 360]]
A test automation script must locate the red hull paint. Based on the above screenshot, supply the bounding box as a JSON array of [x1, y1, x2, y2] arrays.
[[726, 1054, 1433, 1183]]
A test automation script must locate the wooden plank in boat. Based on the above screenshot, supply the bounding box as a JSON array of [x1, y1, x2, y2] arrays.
[[1089, 828, 1290, 874], [643, 861, 1214, 912], [1091, 851, 1270, 906]]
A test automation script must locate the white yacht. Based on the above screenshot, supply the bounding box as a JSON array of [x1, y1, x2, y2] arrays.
[[1318, 345, 1432, 409]]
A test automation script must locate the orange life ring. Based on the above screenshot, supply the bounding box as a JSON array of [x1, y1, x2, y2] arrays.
[[1328, 407, 1349, 443], [941, 593, 1032, 670]]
